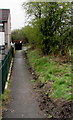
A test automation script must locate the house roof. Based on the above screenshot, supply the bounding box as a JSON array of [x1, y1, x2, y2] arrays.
[[0, 9, 10, 22]]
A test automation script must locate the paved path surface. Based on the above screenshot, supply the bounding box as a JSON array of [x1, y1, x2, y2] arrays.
[[3, 50, 45, 118]]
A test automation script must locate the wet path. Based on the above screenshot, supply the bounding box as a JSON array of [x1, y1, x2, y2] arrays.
[[3, 50, 44, 118]]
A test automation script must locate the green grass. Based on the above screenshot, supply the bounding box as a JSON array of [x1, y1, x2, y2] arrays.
[[28, 49, 72, 100], [31, 79, 36, 82], [1, 80, 11, 112]]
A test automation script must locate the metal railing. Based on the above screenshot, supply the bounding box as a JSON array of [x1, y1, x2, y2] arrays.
[[0, 47, 13, 95]]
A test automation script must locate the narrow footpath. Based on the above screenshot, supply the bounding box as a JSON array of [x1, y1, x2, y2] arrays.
[[3, 50, 45, 118]]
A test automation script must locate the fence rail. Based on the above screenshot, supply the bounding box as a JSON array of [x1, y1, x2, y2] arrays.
[[0, 47, 13, 95]]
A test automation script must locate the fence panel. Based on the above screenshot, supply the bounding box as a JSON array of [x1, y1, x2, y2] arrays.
[[0, 48, 12, 95]]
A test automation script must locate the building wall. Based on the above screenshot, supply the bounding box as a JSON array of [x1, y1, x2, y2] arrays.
[[4, 13, 11, 49], [8, 13, 11, 48], [0, 23, 5, 46], [0, 9, 11, 52], [0, 32, 5, 46]]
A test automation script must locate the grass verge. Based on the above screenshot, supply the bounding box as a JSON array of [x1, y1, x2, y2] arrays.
[[2, 80, 11, 112], [27, 48, 72, 100]]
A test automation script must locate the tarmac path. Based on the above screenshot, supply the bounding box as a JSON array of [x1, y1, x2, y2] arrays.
[[3, 50, 45, 118]]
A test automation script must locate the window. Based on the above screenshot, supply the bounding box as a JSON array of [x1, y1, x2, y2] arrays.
[[0, 23, 4, 32]]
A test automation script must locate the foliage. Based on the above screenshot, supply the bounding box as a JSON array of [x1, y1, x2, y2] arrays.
[[22, 2, 72, 55], [27, 49, 72, 100], [11, 29, 28, 43]]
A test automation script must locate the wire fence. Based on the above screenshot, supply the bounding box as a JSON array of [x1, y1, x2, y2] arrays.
[[0, 47, 13, 95]]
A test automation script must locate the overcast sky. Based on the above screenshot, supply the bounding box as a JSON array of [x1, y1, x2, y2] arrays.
[[0, 0, 27, 30]]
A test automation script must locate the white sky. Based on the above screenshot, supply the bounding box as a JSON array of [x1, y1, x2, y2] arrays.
[[0, 0, 27, 30]]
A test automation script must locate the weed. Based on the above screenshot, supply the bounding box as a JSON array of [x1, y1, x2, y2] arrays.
[[31, 79, 36, 82], [28, 49, 72, 100], [47, 115, 52, 118], [2, 80, 11, 112]]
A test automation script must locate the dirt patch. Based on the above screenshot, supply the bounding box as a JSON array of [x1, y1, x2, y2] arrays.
[[23, 50, 73, 119], [35, 82, 73, 119]]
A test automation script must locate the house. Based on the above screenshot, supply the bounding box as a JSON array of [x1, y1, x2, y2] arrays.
[[0, 9, 11, 53]]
